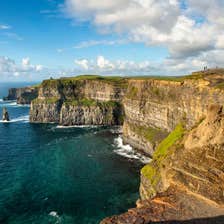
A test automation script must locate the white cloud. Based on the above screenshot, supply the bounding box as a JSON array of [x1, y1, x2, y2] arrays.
[[97, 56, 114, 70], [22, 57, 30, 66], [74, 55, 155, 75], [0, 56, 43, 80], [63, 0, 224, 60], [36, 64, 43, 71], [74, 59, 89, 70], [73, 51, 224, 76]]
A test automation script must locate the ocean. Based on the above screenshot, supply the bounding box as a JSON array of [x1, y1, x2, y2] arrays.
[[0, 83, 149, 224]]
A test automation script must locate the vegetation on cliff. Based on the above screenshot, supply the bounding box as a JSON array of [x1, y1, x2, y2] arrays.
[[33, 97, 60, 104], [126, 123, 168, 146], [141, 123, 185, 189], [42, 75, 128, 88]]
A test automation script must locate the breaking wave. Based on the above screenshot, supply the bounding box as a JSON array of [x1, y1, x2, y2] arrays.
[[113, 136, 151, 164], [0, 100, 30, 107], [56, 125, 100, 129], [0, 115, 29, 123]]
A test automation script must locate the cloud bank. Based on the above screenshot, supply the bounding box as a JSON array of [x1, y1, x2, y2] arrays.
[[63, 0, 224, 74], [0, 56, 43, 81]]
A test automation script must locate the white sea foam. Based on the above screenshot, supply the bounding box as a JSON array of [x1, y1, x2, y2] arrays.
[[56, 125, 99, 129], [49, 211, 61, 223], [113, 136, 151, 164], [0, 100, 30, 107], [0, 101, 17, 106], [0, 115, 29, 123], [49, 211, 59, 218], [110, 126, 123, 134]]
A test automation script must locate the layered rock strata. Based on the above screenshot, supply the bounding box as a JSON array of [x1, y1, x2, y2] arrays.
[[101, 104, 224, 223], [4, 86, 39, 104], [30, 76, 126, 126], [28, 70, 224, 223]]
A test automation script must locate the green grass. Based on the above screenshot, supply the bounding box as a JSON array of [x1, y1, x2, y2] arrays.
[[41, 68, 224, 89], [153, 123, 185, 161], [127, 86, 138, 98], [64, 98, 120, 108], [42, 79, 61, 88], [215, 82, 224, 89], [64, 98, 97, 107], [31, 83, 41, 88], [141, 164, 157, 184], [60, 75, 128, 86], [128, 123, 168, 144], [141, 123, 185, 186], [33, 97, 60, 104]]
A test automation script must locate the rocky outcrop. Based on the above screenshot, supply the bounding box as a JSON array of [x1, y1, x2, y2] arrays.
[[4, 86, 39, 104], [28, 69, 224, 223], [122, 121, 168, 155], [30, 71, 224, 155], [30, 76, 126, 125], [60, 101, 123, 126], [101, 185, 224, 224], [2, 107, 10, 121], [122, 77, 224, 156], [30, 98, 62, 123], [101, 104, 224, 223], [3, 88, 17, 101]]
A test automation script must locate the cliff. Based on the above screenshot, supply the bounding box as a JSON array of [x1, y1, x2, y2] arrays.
[[101, 104, 224, 223], [29, 69, 224, 223], [4, 86, 39, 104], [30, 76, 126, 125], [30, 70, 224, 154], [122, 71, 224, 155]]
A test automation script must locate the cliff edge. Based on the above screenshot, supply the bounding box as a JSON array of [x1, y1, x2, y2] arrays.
[[101, 105, 224, 223], [4, 86, 39, 104], [30, 76, 126, 125], [28, 69, 224, 223]]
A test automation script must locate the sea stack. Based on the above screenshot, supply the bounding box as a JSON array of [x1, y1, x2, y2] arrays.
[[2, 107, 10, 121]]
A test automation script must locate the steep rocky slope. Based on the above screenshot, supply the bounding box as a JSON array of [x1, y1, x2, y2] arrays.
[[28, 69, 224, 223], [4, 86, 39, 104], [122, 73, 224, 155], [30, 70, 224, 155], [30, 76, 126, 125], [101, 104, 224, 223]]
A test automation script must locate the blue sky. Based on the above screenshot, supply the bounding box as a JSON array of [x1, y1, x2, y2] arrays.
[[0, 0, 224, 81]]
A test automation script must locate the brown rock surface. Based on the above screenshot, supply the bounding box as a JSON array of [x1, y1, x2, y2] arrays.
[[101, 185, 224, 224]]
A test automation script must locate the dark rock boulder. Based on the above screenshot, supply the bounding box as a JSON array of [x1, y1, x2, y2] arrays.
[[2, 107, 10, 121]]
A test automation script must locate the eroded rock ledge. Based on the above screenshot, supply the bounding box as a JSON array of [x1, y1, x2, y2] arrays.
[[101, 105, 224, 223]]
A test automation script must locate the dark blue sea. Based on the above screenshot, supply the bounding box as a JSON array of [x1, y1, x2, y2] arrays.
[[0, 83, 149, 224]]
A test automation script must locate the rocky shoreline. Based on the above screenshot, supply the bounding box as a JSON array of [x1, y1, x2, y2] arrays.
[[5, 69, 224, 223], [4, 86, 38, 104]]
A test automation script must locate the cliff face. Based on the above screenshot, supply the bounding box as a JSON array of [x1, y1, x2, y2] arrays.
[[30, 76, 126, 125], [101, 104, 224, 224], [122, 77, 224, 155], [30, 71, 224, 156], [3, 88, 17, 101], [4, 86, 38, 104], [30, 98, 62, 123], [100, 69, 224, 223], [59, 101, 123, 126], [28, 70, 224, 223]]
